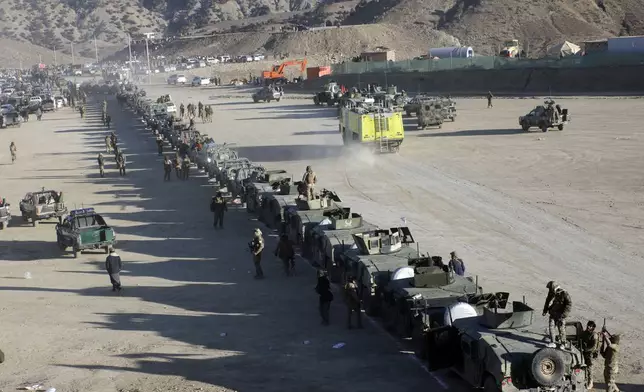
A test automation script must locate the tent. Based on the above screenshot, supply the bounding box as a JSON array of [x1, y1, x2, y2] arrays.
[[547, 41, 581, 57]]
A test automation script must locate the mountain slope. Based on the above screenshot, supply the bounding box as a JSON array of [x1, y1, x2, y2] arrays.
[[341, 0, 644, 55]]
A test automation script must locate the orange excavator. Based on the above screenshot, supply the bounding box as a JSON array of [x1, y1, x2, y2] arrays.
[[262, 59, 307, 82]]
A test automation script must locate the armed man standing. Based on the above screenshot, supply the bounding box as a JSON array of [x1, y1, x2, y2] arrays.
[[601, 326, 620, 392], [163, 156, 172, 181], [274, 234, 295, 276], [9, 142, 16, 164], [302, 166, 317, 201], [105, 135, 112, 153], [542, 281, 572, 347], [580, 320, 599, 389], [210, 192, 227, 229], [105, 248, 123, 292], [97, 153, 105, 178], [345, 276, 363, 329], [249, 228, 265, 279], [156, 134, 164, 156], [116, 151, 126, 176]]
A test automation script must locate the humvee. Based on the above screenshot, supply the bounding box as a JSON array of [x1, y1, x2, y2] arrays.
[[520, 100, 570, 132], [426, 297, 588, 392], [417, 100, 444, 130], [313, 82, 343, 106], [19, 189, 67, 226], [252, 86, 282, 103]]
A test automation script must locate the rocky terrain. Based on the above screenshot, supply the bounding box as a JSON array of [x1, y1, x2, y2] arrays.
[[0, 0, 643, 64]]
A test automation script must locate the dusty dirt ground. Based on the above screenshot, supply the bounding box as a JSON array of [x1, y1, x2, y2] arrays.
[[0, 94, 441, 391], [1, 82, 643, 391]]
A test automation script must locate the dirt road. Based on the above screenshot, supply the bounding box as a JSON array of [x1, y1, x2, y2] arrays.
[[0, 102, 443, 391]]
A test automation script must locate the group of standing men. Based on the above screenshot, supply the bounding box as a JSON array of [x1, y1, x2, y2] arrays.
[[543, 281, 620, 391]]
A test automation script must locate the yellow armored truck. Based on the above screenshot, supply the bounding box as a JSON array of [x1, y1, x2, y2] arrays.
[[339, 103, 404, 153]]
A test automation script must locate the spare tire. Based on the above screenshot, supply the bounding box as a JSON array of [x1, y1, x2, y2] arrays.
[[530, 347, 566, 387]]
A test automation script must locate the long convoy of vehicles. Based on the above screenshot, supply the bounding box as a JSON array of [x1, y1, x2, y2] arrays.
[[106, 84, 591, 392]]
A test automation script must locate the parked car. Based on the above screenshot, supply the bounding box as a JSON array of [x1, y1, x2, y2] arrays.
[[41, 99, 56, 112], [56, 207, 117, 258], [167, 74, 187, 84], [165, 102, 177, 114], [191, 77, 211, 86]]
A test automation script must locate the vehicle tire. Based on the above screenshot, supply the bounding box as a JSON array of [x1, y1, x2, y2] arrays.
[[558, 124, 564, 131], [540, 123, 548, 133], [314, 96, 320, 105], [522, 122, 530, 131], [73, 247, 79, 259], [0, 221, 5, 230], [276, 97, 281, 102], [483, 376, 501, 392], [530, 348, 566, 387]]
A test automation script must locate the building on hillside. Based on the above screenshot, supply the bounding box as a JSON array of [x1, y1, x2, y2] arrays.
[[583, 39, 608, 55], [360, 50, 396, 62], [607, 36, 644, 53]]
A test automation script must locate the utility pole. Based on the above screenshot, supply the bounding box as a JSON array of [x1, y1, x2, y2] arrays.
[[94, 35, 99, 64], [144, 32, 153, 85], [127, 33, 134, 77], [71, 41, 75, 65]]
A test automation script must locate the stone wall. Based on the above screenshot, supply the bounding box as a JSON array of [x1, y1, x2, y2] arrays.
[[286, 65, 644, 96]]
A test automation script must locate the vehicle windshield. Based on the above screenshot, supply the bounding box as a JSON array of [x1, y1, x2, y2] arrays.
[[74, 214, 107, 228]]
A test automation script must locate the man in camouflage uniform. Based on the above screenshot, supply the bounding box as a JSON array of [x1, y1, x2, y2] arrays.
[[210, 192, 227, 229], [250, 228, 265, 279], [345, 275, 363, 329], [601, 329, 620, 392], [580, 320, 599, 389], [9, 142, 16, 164], [182, 155, 191, 180], [302, 166, 317, 201], [198, 101, 203, 120], [163, 156, 172, 181], [542, 281, 572, 347], [97, 153, 105, 178], [116, 151, 126, 176]]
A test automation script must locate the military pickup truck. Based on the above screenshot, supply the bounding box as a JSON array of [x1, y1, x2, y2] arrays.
[[19, 189, 67, 226], [55, 208, 116, 258]]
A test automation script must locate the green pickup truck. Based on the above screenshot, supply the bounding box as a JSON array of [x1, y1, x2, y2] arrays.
[[55, 208, 117, 258]]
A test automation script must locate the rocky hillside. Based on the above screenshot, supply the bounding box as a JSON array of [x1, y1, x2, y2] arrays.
[[339, 0, 644, 55], [0, 0, 642, 64]]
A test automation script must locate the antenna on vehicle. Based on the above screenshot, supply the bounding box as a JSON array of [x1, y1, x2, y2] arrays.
[[476, 275, 480, 294], [523, 295, 526, 304], [416, 242, 420, 258]]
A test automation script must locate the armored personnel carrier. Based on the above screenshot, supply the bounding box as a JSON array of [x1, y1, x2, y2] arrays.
[[339, 104, 404, 153], [340, 227, 418, 315], [377, 255, 480, 339], [284, 189, 343, 245], [425, 297, 588, 392], [304, 207, 378, 283]]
